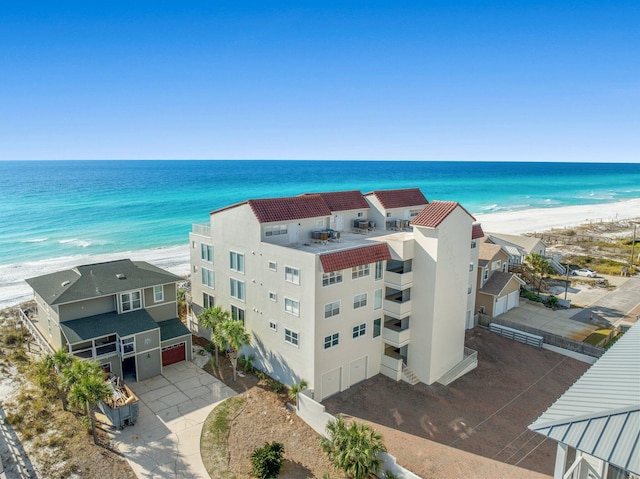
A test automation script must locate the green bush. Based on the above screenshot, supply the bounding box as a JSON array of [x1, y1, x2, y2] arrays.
[[546, 295, 559, 308], [251, 441, 284, 479], [520, 287, 543, 303]]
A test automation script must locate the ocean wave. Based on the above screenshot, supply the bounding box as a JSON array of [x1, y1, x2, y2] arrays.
[[59, 238, 92, 247], [22, 238, 49, 243], [479, 204, 499, 212]]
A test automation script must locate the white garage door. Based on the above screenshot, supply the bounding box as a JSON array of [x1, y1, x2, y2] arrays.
[[506, 290, 520, 311], [349, 356, 367, 387], [494, 296, 507, 316], [321, 367, 342, 400]]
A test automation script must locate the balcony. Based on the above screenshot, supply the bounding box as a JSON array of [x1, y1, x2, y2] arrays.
[[192, 223, 211, 236], [384, 287, 412, 316], [385, 270, 413, 288], [382, 317, 410, 347]]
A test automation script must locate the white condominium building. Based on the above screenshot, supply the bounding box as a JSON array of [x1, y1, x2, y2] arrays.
[[190, 188, 482, 401]]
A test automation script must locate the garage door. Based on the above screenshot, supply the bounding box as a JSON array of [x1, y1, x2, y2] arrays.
[[321, 367, 342, 400], [162, 343, 185, 366], [494, 296, 507, 317], [349, 356, 367, 387], [506, 290, 520, 311]]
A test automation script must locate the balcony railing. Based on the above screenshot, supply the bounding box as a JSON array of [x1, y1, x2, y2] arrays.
[[382, 324, 411, 347], [192, 223, 211, 236]]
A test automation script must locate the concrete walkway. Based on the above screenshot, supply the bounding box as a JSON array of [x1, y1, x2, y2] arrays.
[[111, 361, 236, 479]]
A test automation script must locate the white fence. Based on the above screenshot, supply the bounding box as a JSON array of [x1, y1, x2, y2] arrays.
[[296, 391, 422, 479]]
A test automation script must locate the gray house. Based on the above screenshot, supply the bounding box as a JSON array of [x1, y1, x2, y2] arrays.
[[24, 259, 192, 382]]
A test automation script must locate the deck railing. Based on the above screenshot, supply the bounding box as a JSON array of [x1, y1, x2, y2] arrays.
[[16, 307, 54, 355]]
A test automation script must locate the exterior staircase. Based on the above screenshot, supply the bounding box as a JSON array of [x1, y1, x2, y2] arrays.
[[510, 264, 548, 292], [401, 364, 420, 385]]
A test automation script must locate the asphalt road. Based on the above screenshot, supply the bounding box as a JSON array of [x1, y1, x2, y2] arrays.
[[572, 276, 640, 327]]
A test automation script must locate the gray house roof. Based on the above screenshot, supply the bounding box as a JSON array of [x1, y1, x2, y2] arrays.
[[485, 232, 545, 255], [25, 259, 182, 306], [478, 271, 524, 296], [159, 318, 191, 342], [60, 309, 160, 343], [529, 322, 640, 475]]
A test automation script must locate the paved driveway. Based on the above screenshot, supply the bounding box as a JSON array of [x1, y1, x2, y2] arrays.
[[111, 361, 236, 479]]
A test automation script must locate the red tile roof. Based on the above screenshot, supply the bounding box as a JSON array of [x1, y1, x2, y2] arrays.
[[411, 201, 475, 227], [248, 195, 332, 223], [472, 223, 484, 239], [302, 190, 369, 211], [365, 188, 428, 209], [320, 243, 391, 273]]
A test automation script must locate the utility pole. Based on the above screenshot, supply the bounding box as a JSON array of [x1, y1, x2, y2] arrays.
[[631, 224, 637, 267], [564, 263, 570, 300]]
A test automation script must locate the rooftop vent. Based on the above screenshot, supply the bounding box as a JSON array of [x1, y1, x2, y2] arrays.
[[116, 273, 126, 280], [61, 281, 70, 287]]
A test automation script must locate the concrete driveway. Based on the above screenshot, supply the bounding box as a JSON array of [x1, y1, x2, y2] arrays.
[[111, 361, 236, 479]]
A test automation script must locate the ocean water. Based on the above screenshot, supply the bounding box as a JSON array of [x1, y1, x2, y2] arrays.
[[2, 160, 640, 307]]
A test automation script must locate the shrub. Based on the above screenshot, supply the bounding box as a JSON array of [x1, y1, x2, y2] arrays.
[[270, 379, 284, 394], [546, 295, 559, 308], [251, 441, 285, 479], [3, 332, 22, 346]]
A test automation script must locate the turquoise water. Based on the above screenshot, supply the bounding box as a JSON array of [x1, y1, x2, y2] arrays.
[[2, 160, 640, 266]]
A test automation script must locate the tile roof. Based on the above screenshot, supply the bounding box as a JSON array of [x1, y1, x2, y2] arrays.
[[472, 224, 484, 239], [411, 201, 474, 227], [529, 322, 640, 475], [248, 195, 332, 223], [320, 243, 391, 273], [25, 259, 182, 306], [478, 271, 524, 296], [302, 190, 369, 211], [365, 188, 428, 209]]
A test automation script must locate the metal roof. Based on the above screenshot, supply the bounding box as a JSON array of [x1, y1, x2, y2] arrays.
[[529, 322, 640, 474], [485, 232, 545, 254]]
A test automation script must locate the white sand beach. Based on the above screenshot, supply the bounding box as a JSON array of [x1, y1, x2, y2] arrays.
[[2, 198, 640, 310], [475, 197, 640, 234]]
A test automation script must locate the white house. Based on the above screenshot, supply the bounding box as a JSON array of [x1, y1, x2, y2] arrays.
[[189, 189, 481, 401]]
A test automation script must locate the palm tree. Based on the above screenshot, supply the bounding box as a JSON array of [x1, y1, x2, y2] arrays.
[[65, 359, 112, 444], [217, 318, 250, 382], [288, 379, 308, 406], [198, 306, 230, 364], [33, 349, 74, 410], [320, 416, 386, 479], [526, 253, 554, 293]]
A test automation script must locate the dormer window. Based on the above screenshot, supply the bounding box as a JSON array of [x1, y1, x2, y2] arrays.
[[120, 290, 142, 312]]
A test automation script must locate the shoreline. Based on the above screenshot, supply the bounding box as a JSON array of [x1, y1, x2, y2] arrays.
[[3, 197, 640, 309]]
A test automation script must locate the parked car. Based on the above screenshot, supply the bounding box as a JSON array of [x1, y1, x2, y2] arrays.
[[572, 268, 597, 278]]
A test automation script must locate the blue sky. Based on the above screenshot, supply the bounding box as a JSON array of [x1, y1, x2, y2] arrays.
[[1, 1, 638, 161]]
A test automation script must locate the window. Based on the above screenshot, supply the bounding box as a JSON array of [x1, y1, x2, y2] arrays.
[[352, 323, 366, 339], [121, 291, 142, 312], [502, 263, 507, 272], [269, 321, 277, 331], [268, 261, 277, 271], [201, 244, 213, 262], [373, 318, 381, 338], [357, 212, 364, 217], [265, 224, 288, 237], [230, 278, 245, 301], [322, 271, 343, 287], [324, 301, 340, 319], [324, 332, 339, 350], [203, 293, 215, 309], [285, 329, 299, 346], [471, 240, 477, 249], [469, 262, 474, 272], [484, 269, 489, 281], [153, 285, 164, 302], [492, 260, 501, 271], [202, 268, 215, 288], [386, 212, 391, 218], [375, 261, 384, 280], [352, 264, 370, 279], [374, 289, 383, 310], [353, 293, 367, 309], [285, 298, 300, 316], [468, 285, 472, 294], [121, 337, 135, 355], [409, 208, 421, 217], [229, 251, 244, 273], [268, 291, 277, 302], [316, 219, 325, 227], [285, 266, 300, 284], [231, 305, 245, 324]]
